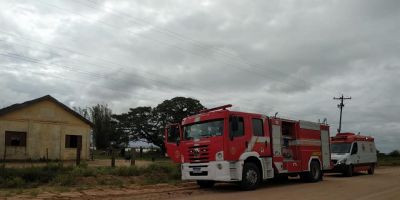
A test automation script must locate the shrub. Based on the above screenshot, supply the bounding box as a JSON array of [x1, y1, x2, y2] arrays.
[[4, 177, 26, 188], [52, 174, 75, 186], [70, 167, 97, 177], [112, 166, 140, 176]]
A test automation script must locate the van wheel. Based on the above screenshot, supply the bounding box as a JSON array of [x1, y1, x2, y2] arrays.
[[197, 180, 215, 188], [301, 161, 321, 182], [344, 165, 353, 177], [240, 162, 261, 190], [368, 164, 375, 175]]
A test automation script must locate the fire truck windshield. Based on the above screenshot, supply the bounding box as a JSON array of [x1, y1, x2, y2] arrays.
[[183, 119, 224, 140], [331, 143, 352, 154]]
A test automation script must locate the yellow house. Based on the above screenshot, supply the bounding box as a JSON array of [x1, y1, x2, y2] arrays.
[[0, 95, 93, 160]]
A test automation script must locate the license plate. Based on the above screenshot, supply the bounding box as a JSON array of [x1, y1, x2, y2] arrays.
[[192, 167, 201, 173]]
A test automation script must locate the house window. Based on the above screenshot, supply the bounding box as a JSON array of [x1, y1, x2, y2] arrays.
[[5, 131, 27, 147], [65, 135, 82, 148]]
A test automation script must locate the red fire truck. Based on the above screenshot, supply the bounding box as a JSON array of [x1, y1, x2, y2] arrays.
[[165, 105, 331, 190]]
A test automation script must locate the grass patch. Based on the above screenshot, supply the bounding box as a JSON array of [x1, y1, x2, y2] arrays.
[[378, 156, 400, 166], [0, 161, 181, 189]]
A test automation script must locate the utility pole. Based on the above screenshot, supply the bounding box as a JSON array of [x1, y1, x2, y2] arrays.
[[333, 94, 351, 134]]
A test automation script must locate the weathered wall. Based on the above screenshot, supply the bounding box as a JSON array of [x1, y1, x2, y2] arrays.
[[0, 100, 91, 160]]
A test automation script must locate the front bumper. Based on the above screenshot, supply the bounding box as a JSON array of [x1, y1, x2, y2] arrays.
[[329, 163, 347, 172], [181, 161, 242, 182]]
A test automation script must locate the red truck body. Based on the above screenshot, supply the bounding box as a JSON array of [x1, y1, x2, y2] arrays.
[[165, 105, 331, 189]]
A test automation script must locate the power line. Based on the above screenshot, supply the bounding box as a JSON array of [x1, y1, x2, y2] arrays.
[[31, 0, 318, 93], [76, 0, 315, 92], [0, 51, 191, 91], [333, 94, 352, 133], [2, 1, 334, 114], [0, 54, 175, 101]]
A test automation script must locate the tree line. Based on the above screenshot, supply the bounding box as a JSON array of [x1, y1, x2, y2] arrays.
[[74, 97, 205, 152]]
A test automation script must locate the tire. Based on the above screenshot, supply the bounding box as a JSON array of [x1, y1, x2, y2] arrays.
[[301, 161, 322, 182], [368, 164, 375, 175], [240, 162, 261, 190], [344, 165, 353, 177], [197, 180, 215, 188]]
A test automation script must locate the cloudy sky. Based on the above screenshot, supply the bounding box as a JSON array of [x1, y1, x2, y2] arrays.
[[0, 0, 399, 152]]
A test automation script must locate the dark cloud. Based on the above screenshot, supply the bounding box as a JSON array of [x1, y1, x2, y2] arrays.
[[0, 0, 399, 152]]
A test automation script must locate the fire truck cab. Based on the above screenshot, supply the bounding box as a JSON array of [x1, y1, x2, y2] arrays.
[[165, 105, 331, 190], [331, 133, 377, 176]]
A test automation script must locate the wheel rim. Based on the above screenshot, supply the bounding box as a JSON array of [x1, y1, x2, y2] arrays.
[[246, 169, 258, 185]]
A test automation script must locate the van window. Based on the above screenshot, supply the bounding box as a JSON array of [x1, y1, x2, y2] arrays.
[[351, 142, 358, 154], [252, 118, 264, 136], [331, 143, 351, 153]]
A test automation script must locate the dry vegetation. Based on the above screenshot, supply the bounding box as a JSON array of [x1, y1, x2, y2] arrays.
[[0, 161, 180, 190]]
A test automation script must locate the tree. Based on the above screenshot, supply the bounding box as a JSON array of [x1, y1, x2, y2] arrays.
[[113, 97, 205, 152], [73, 106, 90, 121], [153, 97, 205, 151], [89, 104, 113, 150], [388, 150, 400, 157]]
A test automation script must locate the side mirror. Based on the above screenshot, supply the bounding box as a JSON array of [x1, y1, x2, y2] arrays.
[[176, 139, 180, 146]]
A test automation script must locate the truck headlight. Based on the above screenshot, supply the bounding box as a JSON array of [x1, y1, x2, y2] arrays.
[[215, 151, 224, 161]]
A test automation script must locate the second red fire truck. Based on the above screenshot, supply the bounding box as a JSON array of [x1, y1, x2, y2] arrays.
[[165, 105, 331, 190]]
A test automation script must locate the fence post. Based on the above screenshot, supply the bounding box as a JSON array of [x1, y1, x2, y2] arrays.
[[111, 148, 115, 168], [139, 146, 143, 158], [76, 147, 81, 166], [2, 145, 6, 168], [130, 148, 135, 166], [90, 148, 94, 161], [46, 148, 49, 164]]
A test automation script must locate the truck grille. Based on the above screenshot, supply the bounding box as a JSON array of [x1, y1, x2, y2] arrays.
[[188, 145, 209, 163]]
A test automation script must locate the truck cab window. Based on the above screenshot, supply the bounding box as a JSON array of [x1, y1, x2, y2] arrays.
[[252, 118, 264, 136], [167, 126, 180, 143], [351, 142, 358, 154], [230, 116, 244, 137]]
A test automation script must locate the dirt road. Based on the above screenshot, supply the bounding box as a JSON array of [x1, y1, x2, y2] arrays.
[[4, 167, 399, 200], [170, 166, 400, 200]]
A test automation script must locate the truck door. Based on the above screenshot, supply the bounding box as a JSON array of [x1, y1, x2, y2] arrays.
[[350, 142, 360, 164], [165, 124, 182, 163], [225, 115, 247, 160]]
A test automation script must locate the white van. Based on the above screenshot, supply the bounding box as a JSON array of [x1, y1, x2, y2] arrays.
[[330, 132, 377, 176]]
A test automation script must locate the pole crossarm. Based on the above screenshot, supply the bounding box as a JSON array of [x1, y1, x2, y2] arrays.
[[333, 94, 352, 134]]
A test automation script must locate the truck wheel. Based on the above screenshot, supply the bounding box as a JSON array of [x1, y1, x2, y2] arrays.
[[368, 164, 375, 175], [301, 161, 321, 182], [197, 180, 215, 188], [240, 162, 261, 190], [344, 165, 353, 177]]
